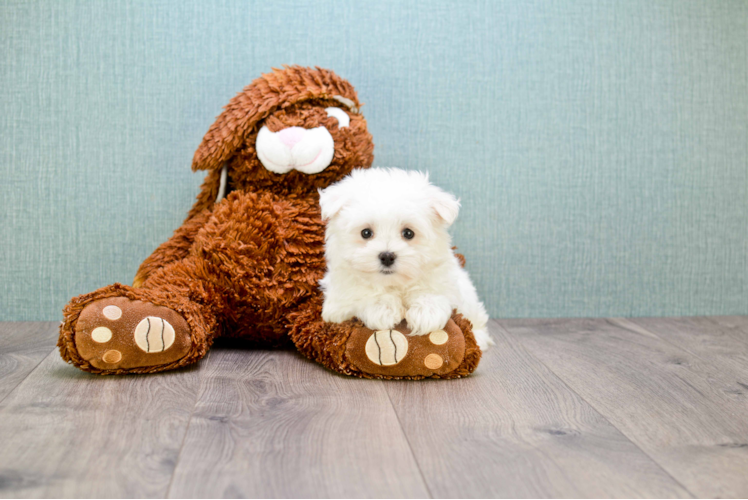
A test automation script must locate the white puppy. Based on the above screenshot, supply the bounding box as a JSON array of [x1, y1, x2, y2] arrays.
[[318, 168, 492, 351]]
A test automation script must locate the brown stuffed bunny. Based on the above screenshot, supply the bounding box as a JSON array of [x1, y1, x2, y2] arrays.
[[58, 66, 482, 379]]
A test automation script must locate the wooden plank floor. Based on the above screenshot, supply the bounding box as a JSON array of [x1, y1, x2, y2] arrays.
[[0, 317, 746, 498]]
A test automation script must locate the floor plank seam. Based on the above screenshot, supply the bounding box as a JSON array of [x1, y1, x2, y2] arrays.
[[382, 383, 434, 499], [164, 349, 213, 499], [611, 317, 748, 383], [607, 318, 713, 365], [0, 345, 58, 407], [492, 319, 699, 499], [704, 316, 748, 346]]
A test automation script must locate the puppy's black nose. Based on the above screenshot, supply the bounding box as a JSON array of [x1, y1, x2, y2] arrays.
[[379, 252, 397, 267]]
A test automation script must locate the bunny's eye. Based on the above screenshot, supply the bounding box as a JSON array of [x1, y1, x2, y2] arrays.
[[325, 107, 350, 128]]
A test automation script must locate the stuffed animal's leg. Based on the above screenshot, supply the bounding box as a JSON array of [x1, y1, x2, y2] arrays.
[[132, 209, 213, 288], [59, 258, 227, 375], [289, 297, 483, 380], [133, 167, 227, 287]]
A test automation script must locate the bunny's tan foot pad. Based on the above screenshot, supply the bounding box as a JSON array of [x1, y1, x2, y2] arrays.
[[74, 296, 191, 370], [345, 318, 466, 378]]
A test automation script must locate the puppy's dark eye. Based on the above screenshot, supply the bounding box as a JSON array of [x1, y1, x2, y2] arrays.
[[402, 228, 415, 240], [361, 228, 373, 239]]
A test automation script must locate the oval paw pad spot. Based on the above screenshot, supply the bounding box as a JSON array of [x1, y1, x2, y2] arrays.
[[102, 350, 122, 364], [429, 329, 448, 345], [102, 305, 122, 320], [424, 353, 443, 369], [365, 330, 409, 366], [91, 326, 113, 343], [134, 317, 176, 353]]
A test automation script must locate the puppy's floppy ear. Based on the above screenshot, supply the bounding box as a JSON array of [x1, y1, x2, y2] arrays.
[[430, 187, 461, 226], [318, 183, 350, 221]]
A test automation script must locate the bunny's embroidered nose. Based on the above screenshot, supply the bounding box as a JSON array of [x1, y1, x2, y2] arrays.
[[277, 127, 304, 149]]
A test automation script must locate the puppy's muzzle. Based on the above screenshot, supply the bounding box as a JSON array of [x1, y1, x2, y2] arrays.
[[379, 252, 397, 267]]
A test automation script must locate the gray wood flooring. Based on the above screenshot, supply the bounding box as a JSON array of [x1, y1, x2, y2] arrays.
[[0, 317, 746, 498]]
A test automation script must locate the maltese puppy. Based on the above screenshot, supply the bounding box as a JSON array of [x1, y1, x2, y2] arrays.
[[318, 167, 492, 351]]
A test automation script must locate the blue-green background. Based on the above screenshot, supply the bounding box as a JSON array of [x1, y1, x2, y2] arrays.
[[2, 0, 746, 321]]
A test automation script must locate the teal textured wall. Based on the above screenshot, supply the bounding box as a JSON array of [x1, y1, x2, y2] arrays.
[[1, 0, 747, 321]]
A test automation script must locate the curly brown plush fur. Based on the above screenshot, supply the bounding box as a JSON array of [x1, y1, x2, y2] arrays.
[[58, 66, 482, 378]]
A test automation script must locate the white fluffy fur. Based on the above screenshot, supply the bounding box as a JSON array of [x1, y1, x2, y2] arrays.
[[319, 168, 492, 351]]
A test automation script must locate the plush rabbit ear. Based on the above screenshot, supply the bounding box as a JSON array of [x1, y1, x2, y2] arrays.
[[192, 66, 361, 172], [430, 187, 461, 226], [191, 91, 264, 172]]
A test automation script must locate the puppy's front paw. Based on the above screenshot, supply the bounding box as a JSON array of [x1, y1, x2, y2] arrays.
[[322, 299, 353, 324], [359, 296, 406, 331], [406, 295, 452, 336]]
